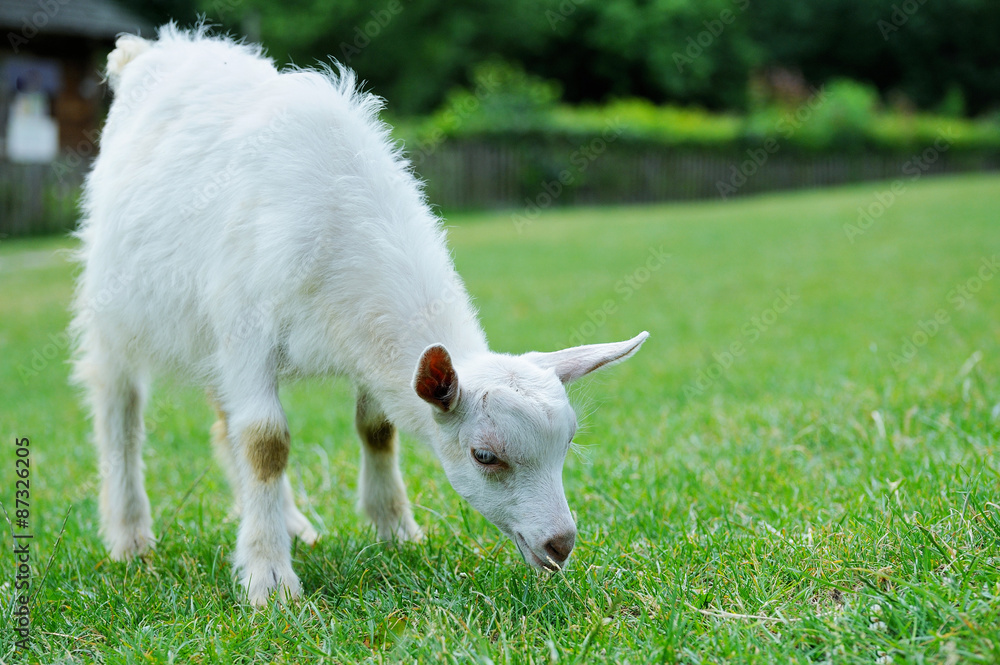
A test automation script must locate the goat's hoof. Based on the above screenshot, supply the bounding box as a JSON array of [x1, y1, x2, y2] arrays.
[[294, 524, 320, 547], [287, 513, 320, 546], [378, 517, 423, 544], [240, 563, 301, 607], [106, 524, 156, 561]]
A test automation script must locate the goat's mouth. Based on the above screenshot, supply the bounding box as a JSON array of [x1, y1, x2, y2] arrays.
[[514, 532, 561, 572]]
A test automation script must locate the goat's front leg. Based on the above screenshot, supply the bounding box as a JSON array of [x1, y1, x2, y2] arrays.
[[356, 390, 421, 542], [210, 393, 318, 545], [227, 389, 300, 606]]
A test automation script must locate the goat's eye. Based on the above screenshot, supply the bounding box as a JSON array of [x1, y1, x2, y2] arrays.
[[472, 448, 500, 466]]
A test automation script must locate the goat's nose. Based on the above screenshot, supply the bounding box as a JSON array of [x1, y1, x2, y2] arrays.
[[543, 531, 576, 566]]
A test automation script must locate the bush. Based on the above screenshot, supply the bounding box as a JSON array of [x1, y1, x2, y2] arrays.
[[427, 60, 561, 136], [394, 72, 1000, 156]]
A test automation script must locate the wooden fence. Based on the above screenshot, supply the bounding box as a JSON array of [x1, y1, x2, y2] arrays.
[[417, 142, 1000, 210], [2, 145, 998, 237], [0, 159, 85, 237]]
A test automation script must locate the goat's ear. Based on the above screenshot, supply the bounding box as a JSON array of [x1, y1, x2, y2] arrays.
[[414, 344, 461, 412], [524, 331, 649, 384]]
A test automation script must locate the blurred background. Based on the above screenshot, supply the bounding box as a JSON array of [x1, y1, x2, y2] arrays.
[[1, 0, 998, 236]]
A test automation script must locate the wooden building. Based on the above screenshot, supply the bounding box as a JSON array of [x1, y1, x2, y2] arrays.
[[0, 0, 150, 157], [0, 0, 149, 234]]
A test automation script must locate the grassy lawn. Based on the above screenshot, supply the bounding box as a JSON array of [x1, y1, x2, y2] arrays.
[[2, 173, 998, 663]]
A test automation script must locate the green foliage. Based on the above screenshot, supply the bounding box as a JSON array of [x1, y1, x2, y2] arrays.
[[113, 0, 1000, 116], [746, 0, 1000, 116], [547, 0, 760, 110], [937, 86, 967, 119], [867, 113, 1000, 152], [797, 79, 881, 150], [3, 175, 1000, 662], [553, 99, 743, 146], [396, 74, 1000, 154], [744, 79, 881, 152], [431, 60, 562, 136]]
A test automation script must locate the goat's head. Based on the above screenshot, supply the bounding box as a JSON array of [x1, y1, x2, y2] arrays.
[[413, 331, 649, 571]]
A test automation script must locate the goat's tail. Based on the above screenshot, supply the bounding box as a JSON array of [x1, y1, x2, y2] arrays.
[[106, 34, 152, 92]]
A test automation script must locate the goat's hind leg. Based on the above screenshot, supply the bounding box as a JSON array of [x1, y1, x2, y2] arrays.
[[282, 474, 319, 546], [81, 354, 154, 560], [209, 396, 243, 519], [356, 390, 421, 542]]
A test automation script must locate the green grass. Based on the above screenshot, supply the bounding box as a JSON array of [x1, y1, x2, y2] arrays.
[[2, 173, 999, 663]]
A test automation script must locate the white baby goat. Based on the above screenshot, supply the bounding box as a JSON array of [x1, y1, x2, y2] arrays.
[[72, 26, 648, 606]]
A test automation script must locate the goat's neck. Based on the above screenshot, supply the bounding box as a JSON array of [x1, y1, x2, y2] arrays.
[[364, 273, 489, 442]]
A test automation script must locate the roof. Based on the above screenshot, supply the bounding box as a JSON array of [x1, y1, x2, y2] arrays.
[[0, 0, 153, 41]]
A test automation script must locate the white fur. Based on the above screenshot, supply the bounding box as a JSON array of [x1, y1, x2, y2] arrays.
[[73, 26, 648, 606]]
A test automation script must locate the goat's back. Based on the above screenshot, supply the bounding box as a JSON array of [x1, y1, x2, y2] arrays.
[[74, 26, 466, 387]]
